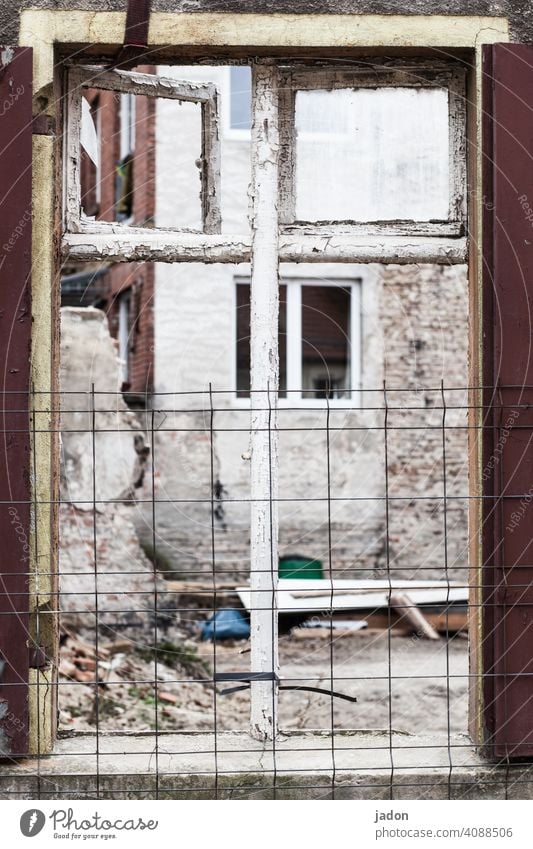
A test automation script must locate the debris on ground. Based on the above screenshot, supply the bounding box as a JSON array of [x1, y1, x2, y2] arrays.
[[58, 615, 469, 738]]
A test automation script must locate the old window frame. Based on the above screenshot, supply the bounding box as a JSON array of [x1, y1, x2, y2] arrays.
[[63, 61, 468, 268], [64, 65, 222, 234], [62, 58, 468, 742], [17, 5, 509, 757], [278, 61, 467, 238]]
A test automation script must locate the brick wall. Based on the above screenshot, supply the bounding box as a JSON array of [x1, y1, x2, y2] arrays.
[[380, 264, 469, 582], [78, 69, 156, 397]]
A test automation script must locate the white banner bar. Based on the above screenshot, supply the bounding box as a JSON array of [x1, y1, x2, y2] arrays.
[[0, 799, 530, 848]]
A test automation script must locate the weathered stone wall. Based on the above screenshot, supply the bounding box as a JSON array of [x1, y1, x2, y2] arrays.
[[380, 264, 469, 582], [59, 307, 158, 628]]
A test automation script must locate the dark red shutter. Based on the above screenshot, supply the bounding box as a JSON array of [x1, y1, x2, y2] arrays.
[[482, 43, 533, 758], [0, 46, 33, 756]]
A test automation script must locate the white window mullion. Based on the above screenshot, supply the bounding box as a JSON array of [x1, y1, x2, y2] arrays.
[[286, 282, 302, 401], [249, 59, 280, 742]]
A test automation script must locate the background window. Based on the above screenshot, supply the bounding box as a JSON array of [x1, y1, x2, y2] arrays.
[[236, 279, 358, 401], [229, 66, 252, 132], [116, 93, 136, 221], [294, 87, 449, 223], [80, 94, 101, 217]]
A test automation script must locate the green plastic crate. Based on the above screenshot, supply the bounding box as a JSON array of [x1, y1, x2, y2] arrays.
[[278, 554, 324, 580]]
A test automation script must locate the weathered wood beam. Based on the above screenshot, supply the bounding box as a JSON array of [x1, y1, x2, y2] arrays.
[[72, 65, 217, 101], [249, 60, 280, 742], [63, 232, 467, 265], [389, 592, 441, 640]]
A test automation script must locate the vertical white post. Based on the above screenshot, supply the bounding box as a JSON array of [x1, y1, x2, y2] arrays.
[[249, 60, 280, 741]]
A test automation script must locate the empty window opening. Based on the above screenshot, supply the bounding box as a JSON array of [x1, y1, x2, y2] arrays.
[[58, 58, 470, 757]]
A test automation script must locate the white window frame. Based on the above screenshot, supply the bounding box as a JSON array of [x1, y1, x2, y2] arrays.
[[234, 275, 361, 407], [278, 61, 467, 238], [64, 65, 222, 235], [64, 61, 467, 266]]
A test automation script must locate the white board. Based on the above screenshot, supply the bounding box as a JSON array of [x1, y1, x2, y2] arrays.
[[236, 578, 468, 614]]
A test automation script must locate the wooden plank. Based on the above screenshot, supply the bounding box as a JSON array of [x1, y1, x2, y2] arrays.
[[362, 609, 468, 633], [291, 626, 412, 640], [237, 579, 468, 613], [73, 65, 217, 101], [63, 230, 467, 265], [201, 91, 221, 234], [481, 43, 533, 758], [389, 592, 440, 640]]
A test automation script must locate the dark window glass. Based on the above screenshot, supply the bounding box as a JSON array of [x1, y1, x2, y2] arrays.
[[236, 283, 286, 398], [301, 286, 351, 399]]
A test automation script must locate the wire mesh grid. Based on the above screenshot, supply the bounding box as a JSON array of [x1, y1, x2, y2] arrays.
[[2, 384, 533, 800]]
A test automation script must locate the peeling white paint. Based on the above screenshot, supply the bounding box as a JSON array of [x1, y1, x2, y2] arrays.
[[249, 61, 280, 742], [63, 231, 467, 265]]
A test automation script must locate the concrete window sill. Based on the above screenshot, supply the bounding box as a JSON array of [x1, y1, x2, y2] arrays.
[[1, 731, 533, 799]]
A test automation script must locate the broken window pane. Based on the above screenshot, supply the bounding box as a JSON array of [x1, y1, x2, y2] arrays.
[[301, 285, 351, 399], [78, 73, 213, 230], [294, 87, 450, 222], [155, 95, 203, 230], [80, 89, 155, 225]]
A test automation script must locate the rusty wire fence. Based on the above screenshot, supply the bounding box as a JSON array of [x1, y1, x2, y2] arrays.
[[2, 385, 533, 799]]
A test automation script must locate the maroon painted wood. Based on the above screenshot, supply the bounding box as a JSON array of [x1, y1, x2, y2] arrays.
[[0, 46, 32, 756], [482, 43, 533, 758], [110, 0, 152, 68]]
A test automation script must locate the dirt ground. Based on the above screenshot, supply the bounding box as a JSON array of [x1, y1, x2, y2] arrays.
[[58, 627, 468, 737]]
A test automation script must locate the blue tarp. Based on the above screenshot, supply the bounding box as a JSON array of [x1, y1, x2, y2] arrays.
[[200, 608, 250, 641]]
